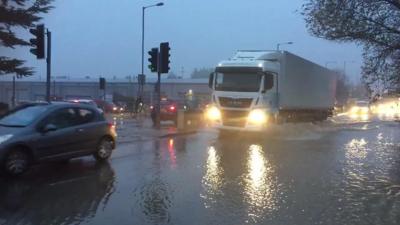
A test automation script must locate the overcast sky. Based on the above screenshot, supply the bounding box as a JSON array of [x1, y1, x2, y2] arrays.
[[6, 0, 363, 82]]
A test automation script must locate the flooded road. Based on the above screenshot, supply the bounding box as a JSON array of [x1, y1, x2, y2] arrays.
[[0, 116, 399, 225]]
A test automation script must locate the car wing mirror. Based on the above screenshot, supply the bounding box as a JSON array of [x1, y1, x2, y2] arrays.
[[42, 124, 57, 133]]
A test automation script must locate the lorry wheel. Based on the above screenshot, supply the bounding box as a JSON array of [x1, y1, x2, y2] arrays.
[[276, 115, 287, 124]]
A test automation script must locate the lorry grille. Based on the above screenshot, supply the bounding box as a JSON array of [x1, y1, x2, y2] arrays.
[[222, 110, 248, 127], [219, 97, 253, 108]]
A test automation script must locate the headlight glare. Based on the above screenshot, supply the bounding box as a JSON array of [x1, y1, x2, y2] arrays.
[[248, 109, 267, 124], [206, 106, 221, 121]]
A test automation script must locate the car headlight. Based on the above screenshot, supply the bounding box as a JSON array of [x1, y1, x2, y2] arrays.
[[350, 106, 359, 113], [361, 107, 369, 113], [206, 106, 221, 121], [248, 109, 267, 124], [0, 134, 13, 145]]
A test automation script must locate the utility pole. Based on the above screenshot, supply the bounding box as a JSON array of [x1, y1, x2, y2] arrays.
[[156, 53, 161, 128], [11, 75, 16, 108], [46, 29, 51, 102]]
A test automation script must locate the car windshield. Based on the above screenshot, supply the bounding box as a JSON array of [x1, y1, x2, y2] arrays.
[[215, 72, 262, 92], [356, 101, 369, 107], [0, 105, 48, 127]]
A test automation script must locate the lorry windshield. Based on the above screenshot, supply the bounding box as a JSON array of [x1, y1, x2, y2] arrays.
[[215, 72, 262, 92]]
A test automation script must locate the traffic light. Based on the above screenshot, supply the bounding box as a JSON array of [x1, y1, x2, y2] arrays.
[[99, 77, 106, 90], [148, 48, 158, 72], [159, 42, 170, 73], [29, 24, 45, 59]]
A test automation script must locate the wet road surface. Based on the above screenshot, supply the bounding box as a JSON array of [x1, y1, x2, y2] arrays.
[[0, 116, 399, 225]]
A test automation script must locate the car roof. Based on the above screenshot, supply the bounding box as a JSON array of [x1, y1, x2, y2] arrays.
[[17, 102, 98, 112]]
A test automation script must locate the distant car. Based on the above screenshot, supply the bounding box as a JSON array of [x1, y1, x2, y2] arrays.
[[94, 100, 115, 113], [112, 103, 125, 114], [0, 102, 117, 176], [151, 99, 179, 124], [67, 99, 97, 107], [350, 100, 370, 115]]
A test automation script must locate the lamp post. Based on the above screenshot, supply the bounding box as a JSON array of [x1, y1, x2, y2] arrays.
[[276, 41, 293, 51], [141, 2, 164, 76]]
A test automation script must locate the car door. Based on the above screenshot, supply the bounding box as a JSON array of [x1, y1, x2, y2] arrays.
[[34, 107, 83, 160], [73, 107, 102, 152]]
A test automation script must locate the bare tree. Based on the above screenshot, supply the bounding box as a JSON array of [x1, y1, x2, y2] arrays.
[[302, 0, 400, 93]]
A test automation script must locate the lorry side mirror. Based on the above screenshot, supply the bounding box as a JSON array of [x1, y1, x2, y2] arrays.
[[263, 74, 274, 92], [209, 72, 214, 88]]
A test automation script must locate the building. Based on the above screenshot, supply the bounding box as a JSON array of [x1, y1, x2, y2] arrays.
[[0, 76, 211, 106]]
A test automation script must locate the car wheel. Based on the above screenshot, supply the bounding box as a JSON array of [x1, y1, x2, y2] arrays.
[[4, 149, 30, 176], [94, 138, 113, 161]]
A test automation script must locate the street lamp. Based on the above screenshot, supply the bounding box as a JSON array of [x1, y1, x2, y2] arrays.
[[276, 41, 293, 51], [141, 2, 164, 75]]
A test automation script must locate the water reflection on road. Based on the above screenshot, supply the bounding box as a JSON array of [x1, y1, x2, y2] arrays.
[[0, 115, 399, 225], [0, 161, 115, 225]]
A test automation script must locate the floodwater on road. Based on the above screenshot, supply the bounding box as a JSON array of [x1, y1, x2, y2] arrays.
[[0, 116, 399, 225]]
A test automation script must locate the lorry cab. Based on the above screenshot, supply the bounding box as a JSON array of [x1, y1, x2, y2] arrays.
[[207, 51, 281, 131]]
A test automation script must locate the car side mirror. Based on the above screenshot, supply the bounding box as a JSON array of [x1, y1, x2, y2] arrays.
[[263, 73, 274, 93], [42, 124, 57, 133], [209, 72, 214, 88]]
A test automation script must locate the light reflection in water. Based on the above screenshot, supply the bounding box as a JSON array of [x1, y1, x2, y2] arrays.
[[345, 138, 368, 161], [167, 139, 176, 168], [244, 144, 277, 219], [202, 146, 224, 205], [349, 113, 369, 121]]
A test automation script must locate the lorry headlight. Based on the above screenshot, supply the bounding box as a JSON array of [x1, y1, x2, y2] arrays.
[[206, 106, 221, 121], [248, 109, 267, 124], [0, 134, 13, 145]]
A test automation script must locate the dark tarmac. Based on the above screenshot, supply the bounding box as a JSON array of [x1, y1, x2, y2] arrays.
[[0, 116, 399, 225]]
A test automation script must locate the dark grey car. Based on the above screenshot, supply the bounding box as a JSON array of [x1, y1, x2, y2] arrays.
[[0, 103, 117, 175]]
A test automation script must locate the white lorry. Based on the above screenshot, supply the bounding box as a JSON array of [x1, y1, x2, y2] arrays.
[[206, 50, 337, 132]]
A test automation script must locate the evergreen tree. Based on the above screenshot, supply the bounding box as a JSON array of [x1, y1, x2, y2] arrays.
[[0, 0, 53, 77]]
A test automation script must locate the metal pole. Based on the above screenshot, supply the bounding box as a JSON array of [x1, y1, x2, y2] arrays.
[[141, 7, 145, 75], [53, 79, 56, 98], [46, 30, 51, 102], [11, 75, 15, 108], [157, 67, 161, 128]]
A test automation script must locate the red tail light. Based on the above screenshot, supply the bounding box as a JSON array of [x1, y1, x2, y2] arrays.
[[108, 122, 116, 130], [169, 105, 176, 112]]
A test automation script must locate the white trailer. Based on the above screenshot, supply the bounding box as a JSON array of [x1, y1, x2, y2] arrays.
[[206, 50, 337, 132]]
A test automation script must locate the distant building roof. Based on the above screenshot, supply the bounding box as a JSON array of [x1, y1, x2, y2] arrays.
[[0, 76, 208, 84]]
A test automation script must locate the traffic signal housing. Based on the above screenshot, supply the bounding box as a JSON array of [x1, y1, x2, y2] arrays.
[[99, 77, 106, 90], [29, 24, 45, 59], [159, 42, 170, 73], [148, 48, 158, 72]]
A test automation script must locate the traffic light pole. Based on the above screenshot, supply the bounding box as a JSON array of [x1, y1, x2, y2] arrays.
[[46, 30, 51, 102], [156, 66, 161, 129], [11, 75, 15, 108]]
